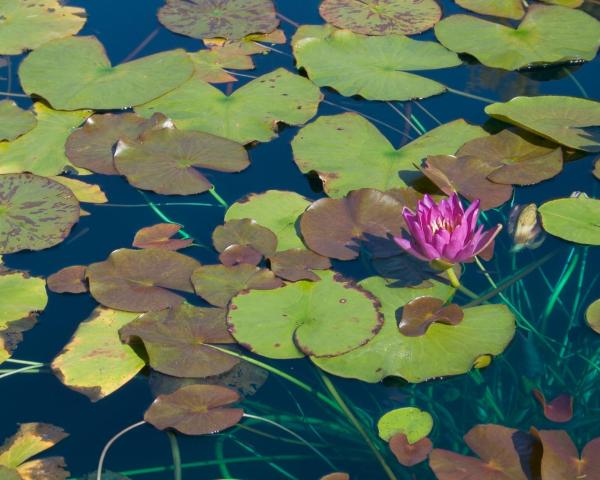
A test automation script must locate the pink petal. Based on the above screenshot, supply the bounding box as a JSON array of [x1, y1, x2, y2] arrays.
[[394, 237, 429, 261], [473, 224, 503, 256]]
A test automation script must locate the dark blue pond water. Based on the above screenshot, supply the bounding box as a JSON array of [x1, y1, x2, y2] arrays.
[[2, 0, 599, 479]]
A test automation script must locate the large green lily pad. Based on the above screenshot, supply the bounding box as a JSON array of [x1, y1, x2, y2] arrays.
[[120, 303, 239, 378], [0, 100, 36, 141], [224, 190, 311, 250], [0, 0, 86, 55], [292, 25, 460, 101], [435, 5, 600, 71], [114, 123, 249, 195], [227, 270, 383, 359], [0, 271, 47, 364], [0, 103, 90, 176], [455, 0, 524, 19], [51, 307, 144, 401], [538, 197, 600, 245], [319, 0, 442, 36], [158, 0, 278, 41], [0, 174, 80, 254], [19, 36, 194, 110], [291, 114, 487, 197], [136, 68, 322, 144], [313, 277, 515, 383], [485, 96, 600, 152], [86, 248, 201, 312], [377, 407, 433, 443]]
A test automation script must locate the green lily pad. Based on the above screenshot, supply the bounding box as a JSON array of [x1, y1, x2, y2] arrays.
[[0, 103, 90, 176], [586, 298, 600, 334], [0, 0, 86, 55], [19, 36, 194, 110], [292, 25, 460, 101], [291, 113, 487, 197], [86, 248, 201, 312], [319, 0, 442, 36], [190, 43, 256, 83], [0, 271, 47, 364], [377, 407, 433, 443], [435, 5, 600, 71], [227, 270, 383, 359], [114, 123, 249, 195], [538, 197, 600, 245], [541, 0, 582, 6], [133, 223, 193, 251], [136, 68, 322, 144], [0, 174, 80, 254], [313, 277, 515, 383], [485, 96, 600, 152], [191, 264, 282, 308], [268, 249, 331, 282], [0, 100, 36, 141], [50, 177, 108, 205], [224, 190, 311, 251], [51, 307, 144, 401], [119, 303, 239, 378], [213, 219, 278, 257], [144, 384, 244, 435], [455, 0, 524, 19], [46, 266, 87, 294], [158, 0, 278, 41]]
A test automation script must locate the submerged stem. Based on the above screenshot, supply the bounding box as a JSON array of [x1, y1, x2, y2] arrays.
[[97, 421, 147, 480], [167, 432, 182, 480]]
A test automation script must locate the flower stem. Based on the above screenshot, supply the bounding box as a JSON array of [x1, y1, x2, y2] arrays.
[[446, 268, 461, 289]]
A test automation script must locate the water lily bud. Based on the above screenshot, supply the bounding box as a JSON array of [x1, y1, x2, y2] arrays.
[[508, 203, 544, 252]]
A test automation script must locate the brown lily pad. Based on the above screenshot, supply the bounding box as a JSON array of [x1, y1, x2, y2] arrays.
[[114, 124, 249, 195], [422, 155, 513, 210], [269, 249, 331, 281], [144, 384, 244, 435], [594, 158, 599, 180], [532, 390, 573, 423], [120, 302, 239, 378], [320, 474, 350, 480], [212, 219, 278, 257], [192, 264, 282, 307], [46, 266, 87, 294], [219, 244, 263, 266], [133, 223, 193, 251], [389, 433, 433, 467], [397, 296, 463, 337], [86, 248, 200, 312]]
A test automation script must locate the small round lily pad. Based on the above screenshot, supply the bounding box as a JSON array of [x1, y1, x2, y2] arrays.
[[586, 298, 600, 334], [377, 407, 433, 443]]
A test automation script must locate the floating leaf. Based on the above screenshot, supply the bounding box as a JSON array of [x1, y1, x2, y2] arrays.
[[65, 113, 170, 175], [594, 158, 600, 180], [220, 245, 262, 266], [429, 424, 528, 480], [377, 407, 433, 443], [291, 114, 487, 197], [313, 277, 515, 382], [292, 25, 460, 101], [0, 0, 86, 55], [213, 219, 278, 257], [46, 266, 87, 294], [389, 433, 432, 467], [532, 390, 573, 423], [114, 124, 249, 195], [50, 176, 108, 204], [51, 307, 144, 401], [158, 0, 278, 41], [224, 190, 311, 251], [585, 298, 600, 334], [455, 0, 524, 19], [269, 249, 331, 282], [20, 36, 194, 110], [0, 271, 47, 364], [120, 303, 239, 378], [0, 174, 80, 254], [144, 384, 243, 435], [0, 100, 36, 141], [319, 0, 442, 36], [539, 197, 600, 245], [0, 104, 90, 176], [541, 0, 582, 6], [86, 248, 200, 312], [508, 203, 545, 252], [485, 96, 600, 152], [320, 474, 349, 480], [137, 68, 322, 144], [435, 5, 600, 70], [190, 43, 256, 83], [227, 270, 383, 359], [192, 264, 282, 308], [133, 223, 192, 251], [398, 296, 463, 337]]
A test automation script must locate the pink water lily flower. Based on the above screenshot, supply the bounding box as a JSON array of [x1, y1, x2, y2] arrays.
[[394, 193, 502, 265]]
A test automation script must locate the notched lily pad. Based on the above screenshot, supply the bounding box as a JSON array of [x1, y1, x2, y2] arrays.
[[0, 100, 36, 141], [219, 245, 262, 267], [47, 266, 87, 294], [389, 433, 432, 467], [397, 296, 463, 337], [538, 197, 600, 245], [213, 219, 278, 257], [120, 303, 239, 378], [86, 248, 201, 312], [269, 249, 331, 281], [133, 223, 193, 251], [532, 389, 573, 423], [190, 43, 256, 83], [144, 384, 244, 435], [377, 407, 433, 443]]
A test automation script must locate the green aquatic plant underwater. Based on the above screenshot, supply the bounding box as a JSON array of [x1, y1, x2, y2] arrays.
[[0, 0, 599, 479]]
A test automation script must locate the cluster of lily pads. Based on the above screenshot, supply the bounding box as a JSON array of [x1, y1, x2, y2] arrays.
[[1, 0, 600, 478]]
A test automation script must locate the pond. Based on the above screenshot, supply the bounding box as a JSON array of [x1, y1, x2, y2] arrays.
[[0, 0, 599, 479]]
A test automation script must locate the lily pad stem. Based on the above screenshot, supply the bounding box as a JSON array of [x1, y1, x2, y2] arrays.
[[137, 190, 193, 240], [97, 420, 147, 480], [208, 186, 229, 208], [167, 431, 182, 480]]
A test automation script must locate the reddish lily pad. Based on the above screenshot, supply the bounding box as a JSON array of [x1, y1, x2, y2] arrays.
[[212, 219, 278, 256], [133, 223, 193, 251], [319, 0, 442, 36], [192, 264, 282, 307], [120, 303, 239, 378], [86, 248, 200, 312], [532, 390, 573, 423], [219, 245, 262, 266], [389, 433, 433, 467], [398, 297, 463, 337], [47, 266, 87, 294], [114, 124, 249, 195], [144, 384, 244, 435], [269, 249, 331, 282], [320, 474, 350, 480]]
